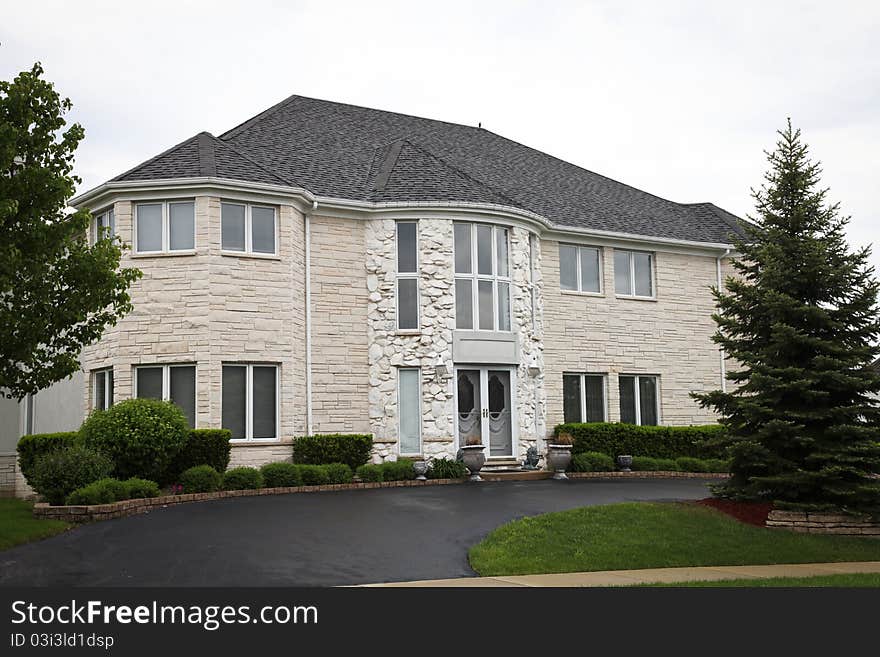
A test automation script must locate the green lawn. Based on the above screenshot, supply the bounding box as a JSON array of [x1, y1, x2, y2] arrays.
[[0, 498, 70, 551], [640, 573, 880, 587], [469, 502, 880, 576]]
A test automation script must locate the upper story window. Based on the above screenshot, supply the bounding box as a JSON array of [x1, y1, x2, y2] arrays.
[[614, 249, 654, 298], [221, 202, 277, 255], [454, 222, 511, 331], [619, 374, 659, 425], [92, 208, 115, 243], [396, 221, 419, 330], [135, 201, 195, 253], [135, 363, 196, 428], [559, 244, 601, 294]]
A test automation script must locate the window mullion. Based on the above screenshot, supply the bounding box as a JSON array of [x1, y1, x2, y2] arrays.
[[246, 365, 253, 441], [162, 202, 169, 252], [580, 374, 587, 423], [634, 376, 641, 425], [245, 205, 252, 254], [630, 253, 636, 296]]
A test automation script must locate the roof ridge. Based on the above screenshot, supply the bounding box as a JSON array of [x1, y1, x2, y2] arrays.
[[208, 134, 299, 187], [219, 93, 303, 140], [109, 131, 205, 182], [197, 133, 217, 177]]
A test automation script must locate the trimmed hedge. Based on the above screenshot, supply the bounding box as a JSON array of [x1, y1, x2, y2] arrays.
[[428, 457, 468, 479], [617, 455, 730, 473], [65, 477, 160, 505], [555, 422, 726, 460], [356, 464, 384, 483], [296, 464, 329, 486], [260, 462, 303, 488], [571, 451, 615, 473], [292, 434, 373, 470], [16, 432, 80, 486], [172, 429, 231, 476], [380, 458, 415, 482], [31, 445, 114, 506], [179, 465, 222, 494], [81, 398, 189, 484], [223, 467, 264, 491], [324, 463, 353, 484]]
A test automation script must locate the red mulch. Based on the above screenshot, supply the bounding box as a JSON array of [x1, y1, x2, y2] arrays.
[[696, 498, 774, 527]]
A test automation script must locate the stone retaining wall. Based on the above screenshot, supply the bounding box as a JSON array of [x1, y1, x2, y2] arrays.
[[766, 509, 880, 536]]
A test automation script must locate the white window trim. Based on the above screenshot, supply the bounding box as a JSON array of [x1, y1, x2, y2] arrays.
[[92, 207, 115, 244], [397, 367, 422, 456], [454, 222, 513, 332], [134, 200, 196, 254], [563, 372, 608, 423], [560, 244, 603, 295], [395, 221, 420, 332], [134, 363, 197, 427], [92, 367, 113, 412], [620, 374, 661, 425], [220, 201, 279, 256], [614, 249, 656, 299], [223, 363, 280, 442]]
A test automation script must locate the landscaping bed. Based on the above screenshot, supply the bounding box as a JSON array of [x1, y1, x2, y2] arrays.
[[697, 498, 773, 526]]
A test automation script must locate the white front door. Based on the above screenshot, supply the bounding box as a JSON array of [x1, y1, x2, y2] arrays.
[[455, 367, 516, 457]]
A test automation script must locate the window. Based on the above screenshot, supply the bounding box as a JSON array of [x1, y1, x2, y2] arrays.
[[454, 222, 511, 331], [221, 202, 277, 255], [398, 368, 421, 455], [135, 364, 196, 427], [562, 374, 606, 423], [93, 208, 115, 243], [396, 221, 419, 330], [23, 394, 34, 435], [619, 375, 659, 425], [614, 249, 654, 297], [222, 364, 278, 440], [559, 244, 601, 293], [93, 368, 114, 411], [135, 201, 195, 253]]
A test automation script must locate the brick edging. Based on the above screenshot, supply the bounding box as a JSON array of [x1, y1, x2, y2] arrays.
[[33, 477, 468, 523], [567, 471, 730, 479]]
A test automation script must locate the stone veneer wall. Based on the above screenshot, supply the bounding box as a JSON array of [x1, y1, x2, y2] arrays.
[[542, 242, 725, 433], [0, 454, 16, 497]]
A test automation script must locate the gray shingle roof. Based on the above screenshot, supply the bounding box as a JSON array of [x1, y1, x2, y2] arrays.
[[112, 96, 744, 244]]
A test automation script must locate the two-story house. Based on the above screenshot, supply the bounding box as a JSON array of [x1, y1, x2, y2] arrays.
[[2, 95, 742, 491]]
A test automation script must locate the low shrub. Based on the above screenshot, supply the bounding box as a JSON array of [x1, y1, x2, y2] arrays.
[[571, 451, 615, 473], [324, 462, 354, 484], [296, 465, 329, 486], [292, 434, 373, 470], [654, 458, 678, 471], [16, 432, 80, 486], [223, 467, 264, 491], [428, 457, 468, 479], [65, 478, 128, 505], [260, 462, 302, 488], [356, 464, 384, 483], [631, 456, 659, 471], [80, 398, 190, 484], [380, 458, 415, 482], [122, 478, 160, 499], [172, 429, 231, 477], [704, 458, 731, 473], [554, 422, 727, 460], [179, 465, 222, 494], [675, 457, 709, 473], [31, 445, 114, 506]]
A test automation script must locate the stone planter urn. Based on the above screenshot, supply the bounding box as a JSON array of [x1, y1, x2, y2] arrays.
[[546, 444, 573, 480], [460, 445, 486, 482], [413, 460, 428, 481], [617, 455, 633, 472]]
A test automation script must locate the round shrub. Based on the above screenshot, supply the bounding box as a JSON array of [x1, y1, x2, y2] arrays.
[[223, 467, 264, 491], [81, 398, 189, 483], [296, 464, 329, 486], [631, 456, 659, 471], [428, 457, 468, 479], [32, 445, 114, 506], [324, 462, 353, 484], [66, 478, 128, 505], [571, 451, 615, 473], [179, 465, 222, 494], [380, 458, 414, 481], [124, 478, 160, 499], [260, 462, 303, 488], [675, 457, 709, 473], [355, 464, 384, 483], [654, 458, 678, 471]]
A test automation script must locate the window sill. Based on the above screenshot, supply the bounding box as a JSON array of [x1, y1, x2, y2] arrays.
[[615, 294, 657, 302], [395, 329, 422, 336], [220, 250, 281, 261], [131, 250, 198, 258], [229, 438, 286, 445], [560, 289, 605, 298]]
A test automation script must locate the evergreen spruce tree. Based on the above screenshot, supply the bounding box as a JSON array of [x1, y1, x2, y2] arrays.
[[695, 120, 880, 513]]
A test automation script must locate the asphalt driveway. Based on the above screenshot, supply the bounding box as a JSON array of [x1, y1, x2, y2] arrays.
[[0, 478, 716, 586]]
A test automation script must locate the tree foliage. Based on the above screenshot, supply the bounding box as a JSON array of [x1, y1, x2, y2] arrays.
[[0, 63, 141, 399], [695, 120, 880, 513]]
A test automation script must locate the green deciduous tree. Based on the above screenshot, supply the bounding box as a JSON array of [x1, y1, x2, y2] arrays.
[[0, 63, 141, 399], [695, 120, 880, 514]]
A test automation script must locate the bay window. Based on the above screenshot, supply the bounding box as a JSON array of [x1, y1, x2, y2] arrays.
[[454, 222, 511, 331], [93, 208, 115, 243], [93, 368, 114, 411], [614, 249, 654, 298], [618, 374, 659, 425], [222, 364, 278, 441], [221, 202, 277, 255], [135, 364, 196, 427], [135, 200, 195, 253]]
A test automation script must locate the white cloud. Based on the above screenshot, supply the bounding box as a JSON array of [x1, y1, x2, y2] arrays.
[[2, 0, 877, 269]]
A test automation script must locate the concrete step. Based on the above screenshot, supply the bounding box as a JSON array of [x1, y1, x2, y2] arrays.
[[480, 470, 552, 481]]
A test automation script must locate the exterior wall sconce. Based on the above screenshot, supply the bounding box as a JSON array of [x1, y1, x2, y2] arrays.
[[434, 355, 449, 381], [527, 352, 541, 377]]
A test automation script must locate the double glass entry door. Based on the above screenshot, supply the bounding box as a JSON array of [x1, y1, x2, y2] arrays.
[[456, 368, 514, 457]]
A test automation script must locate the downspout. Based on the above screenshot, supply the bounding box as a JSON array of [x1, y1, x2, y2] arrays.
[[716, 248, 730, 393], [305, 201, 317, 435]]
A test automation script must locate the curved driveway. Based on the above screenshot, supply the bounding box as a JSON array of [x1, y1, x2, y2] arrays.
[[0, 478, 715, 586]]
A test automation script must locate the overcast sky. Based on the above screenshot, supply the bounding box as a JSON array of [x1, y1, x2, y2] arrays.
[[3, 1, 878, 269]]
